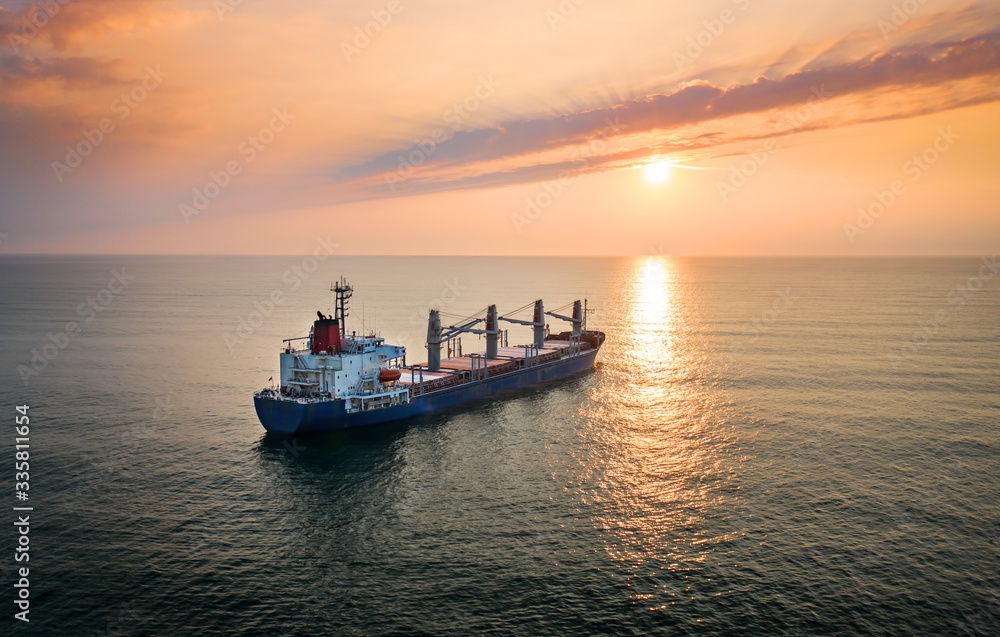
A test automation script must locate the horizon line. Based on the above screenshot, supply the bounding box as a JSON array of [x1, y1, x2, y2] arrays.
[[0, 253, 994, 258]]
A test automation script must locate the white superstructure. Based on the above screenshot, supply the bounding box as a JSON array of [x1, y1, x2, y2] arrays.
[[279, 334, 409, 411]]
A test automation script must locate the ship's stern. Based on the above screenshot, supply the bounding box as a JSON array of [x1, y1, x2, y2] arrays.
[[253, 392, 313, 434]]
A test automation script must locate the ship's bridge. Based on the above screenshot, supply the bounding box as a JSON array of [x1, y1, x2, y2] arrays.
[[341, 336, 384, 354], [278, 328, 406, 400]]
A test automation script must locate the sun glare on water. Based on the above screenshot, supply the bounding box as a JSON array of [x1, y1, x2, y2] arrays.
[[642, 161, 673, 185]]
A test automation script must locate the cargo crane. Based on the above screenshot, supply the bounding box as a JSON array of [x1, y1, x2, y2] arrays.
[[426, 305, 500, 372]]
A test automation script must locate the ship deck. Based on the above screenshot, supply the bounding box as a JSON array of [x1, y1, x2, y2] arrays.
[[395, 341, 589, 394]]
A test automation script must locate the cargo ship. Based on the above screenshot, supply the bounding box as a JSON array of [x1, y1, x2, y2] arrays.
[[253, 277, 605, 434]]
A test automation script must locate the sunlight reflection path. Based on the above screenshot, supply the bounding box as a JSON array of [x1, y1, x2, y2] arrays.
[[576, 258, 737, 609]]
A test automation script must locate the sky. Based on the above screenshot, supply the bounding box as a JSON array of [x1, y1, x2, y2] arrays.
[[0, 0, 998, 255]]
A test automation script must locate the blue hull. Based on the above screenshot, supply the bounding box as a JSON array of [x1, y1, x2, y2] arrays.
[[254, 348, 599, 434]]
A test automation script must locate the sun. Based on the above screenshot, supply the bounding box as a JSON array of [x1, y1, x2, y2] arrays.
[[642, 161, 673, 185]]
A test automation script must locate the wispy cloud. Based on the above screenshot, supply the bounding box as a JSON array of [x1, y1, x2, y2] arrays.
[[336, 30, 1000, 198], [0, 54, 122, 88], [1, 0, 178, 51]]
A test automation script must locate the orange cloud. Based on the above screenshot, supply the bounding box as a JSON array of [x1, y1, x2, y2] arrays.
[[337, 31, 1000, 200]]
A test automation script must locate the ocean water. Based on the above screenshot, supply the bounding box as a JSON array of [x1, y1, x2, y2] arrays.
[[0, 255, 997, 636]]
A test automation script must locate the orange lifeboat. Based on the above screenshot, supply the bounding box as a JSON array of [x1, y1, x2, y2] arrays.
[[378, 368, 402, 383]]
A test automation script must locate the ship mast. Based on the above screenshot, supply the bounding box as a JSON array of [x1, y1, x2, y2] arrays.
[[332, 277, 352, 337]]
